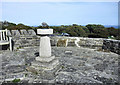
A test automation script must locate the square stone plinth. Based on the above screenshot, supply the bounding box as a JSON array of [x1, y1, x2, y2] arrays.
[[31, 58, 59, 71], [29, 57, 60, 80], [35, 56, 55, 62]]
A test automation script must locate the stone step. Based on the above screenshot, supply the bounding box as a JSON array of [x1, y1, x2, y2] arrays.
[[3, 65, 25, 74], [4, 73, 25, 81], [31, 59, 59, 71], [28, 63, 61, 80], [35, 56, 55, 62]]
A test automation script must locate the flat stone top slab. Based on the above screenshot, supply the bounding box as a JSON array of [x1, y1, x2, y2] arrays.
[[37, 29, 53, 35]]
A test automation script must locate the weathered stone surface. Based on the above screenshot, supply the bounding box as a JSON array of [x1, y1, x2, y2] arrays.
[[35, 56, 55, 62], [57, 39, 68, 47], [78, 38, 103, 48], [31, 59, 59, 71], [11, 30, 20, 36], [39, 36, 51, 57], [0, 46, 119, 83], [28, 30, 36, 35], [7, 30, 12, 36], [11, 36, 120, 55], [5, 73, 25, 81], [50, 39, 57, 46], [67, 41, 76, 46], [20, 30, 28, 35], [102, 39, 120, 55], [11, 36, 104, 51]]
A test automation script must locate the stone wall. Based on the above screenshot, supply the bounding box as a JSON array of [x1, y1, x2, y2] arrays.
[[7, 30, 38, 49], [50, 37, 103, 49], [102, 39, 120, 55], [12, 36, 40, 50], [7, 30, 36, 36], [7, 30, 120, 55], [12, 36, 104, 50]]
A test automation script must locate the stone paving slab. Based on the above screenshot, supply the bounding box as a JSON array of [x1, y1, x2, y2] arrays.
[[0, 46, 119, 84]]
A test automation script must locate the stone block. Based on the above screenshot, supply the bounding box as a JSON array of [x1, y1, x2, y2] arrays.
[[28, 30, 36, 35], [11, 30, 20, 36], [67, 41, 76, 46], [20, 30, 28, 35], [31, 59, 59, 71], [65, 51, 72, 55], [35, 56, 55, 62], [57, 39, 67, 47], [37, 29, 53, 35], [102, 39, 120, 55], [39, 36, 51, 57], [50, 39, 57, 46], [7, 30, 12, 36]]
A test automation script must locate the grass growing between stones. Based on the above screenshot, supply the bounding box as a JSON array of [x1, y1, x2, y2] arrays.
[[12, 79, 21, 83], [16, 46, 23, 50], [61, 65, 65, 69]]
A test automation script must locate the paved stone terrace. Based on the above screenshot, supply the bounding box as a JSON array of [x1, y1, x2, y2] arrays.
[[0, 46, 119, 84]]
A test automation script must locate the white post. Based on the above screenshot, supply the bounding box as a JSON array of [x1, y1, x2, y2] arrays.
[[1, 32, 3, 41], [5, 29, 8, 40], [39, 36, 51, 57], [9, 37, 12, 51], [3, 31, 5, 40]]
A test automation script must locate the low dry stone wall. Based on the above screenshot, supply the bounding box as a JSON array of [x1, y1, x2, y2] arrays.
[[7, 29, 119, 55], [12, 36, 40, 50], [50, 37, 103, 49], [7, 30, 36, 36], [12, 36, 104, 50], [102, 39, 120, 55]]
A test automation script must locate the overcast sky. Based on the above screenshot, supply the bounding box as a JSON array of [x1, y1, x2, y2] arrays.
[[1, 1, 118, 26]]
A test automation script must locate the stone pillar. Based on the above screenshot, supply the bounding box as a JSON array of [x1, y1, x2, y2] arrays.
[[30, 29, 60, 80], [39, 36, 51, 57]]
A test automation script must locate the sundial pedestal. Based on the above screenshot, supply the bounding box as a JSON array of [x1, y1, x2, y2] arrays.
[[30, 29, 60, 79]]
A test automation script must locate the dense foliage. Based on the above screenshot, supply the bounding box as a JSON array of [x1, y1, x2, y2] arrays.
[[0, 21, 119, 40]]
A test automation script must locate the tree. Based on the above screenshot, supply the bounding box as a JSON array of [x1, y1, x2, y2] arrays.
[[66, 26, 87, 37], [72, 24, 78, 26], [106, 27, 118, 37], [86, 24, 105, 33], [41, 22, 49, 28]]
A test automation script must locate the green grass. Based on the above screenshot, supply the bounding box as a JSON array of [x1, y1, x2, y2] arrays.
[[12, 79, 21, 83]]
